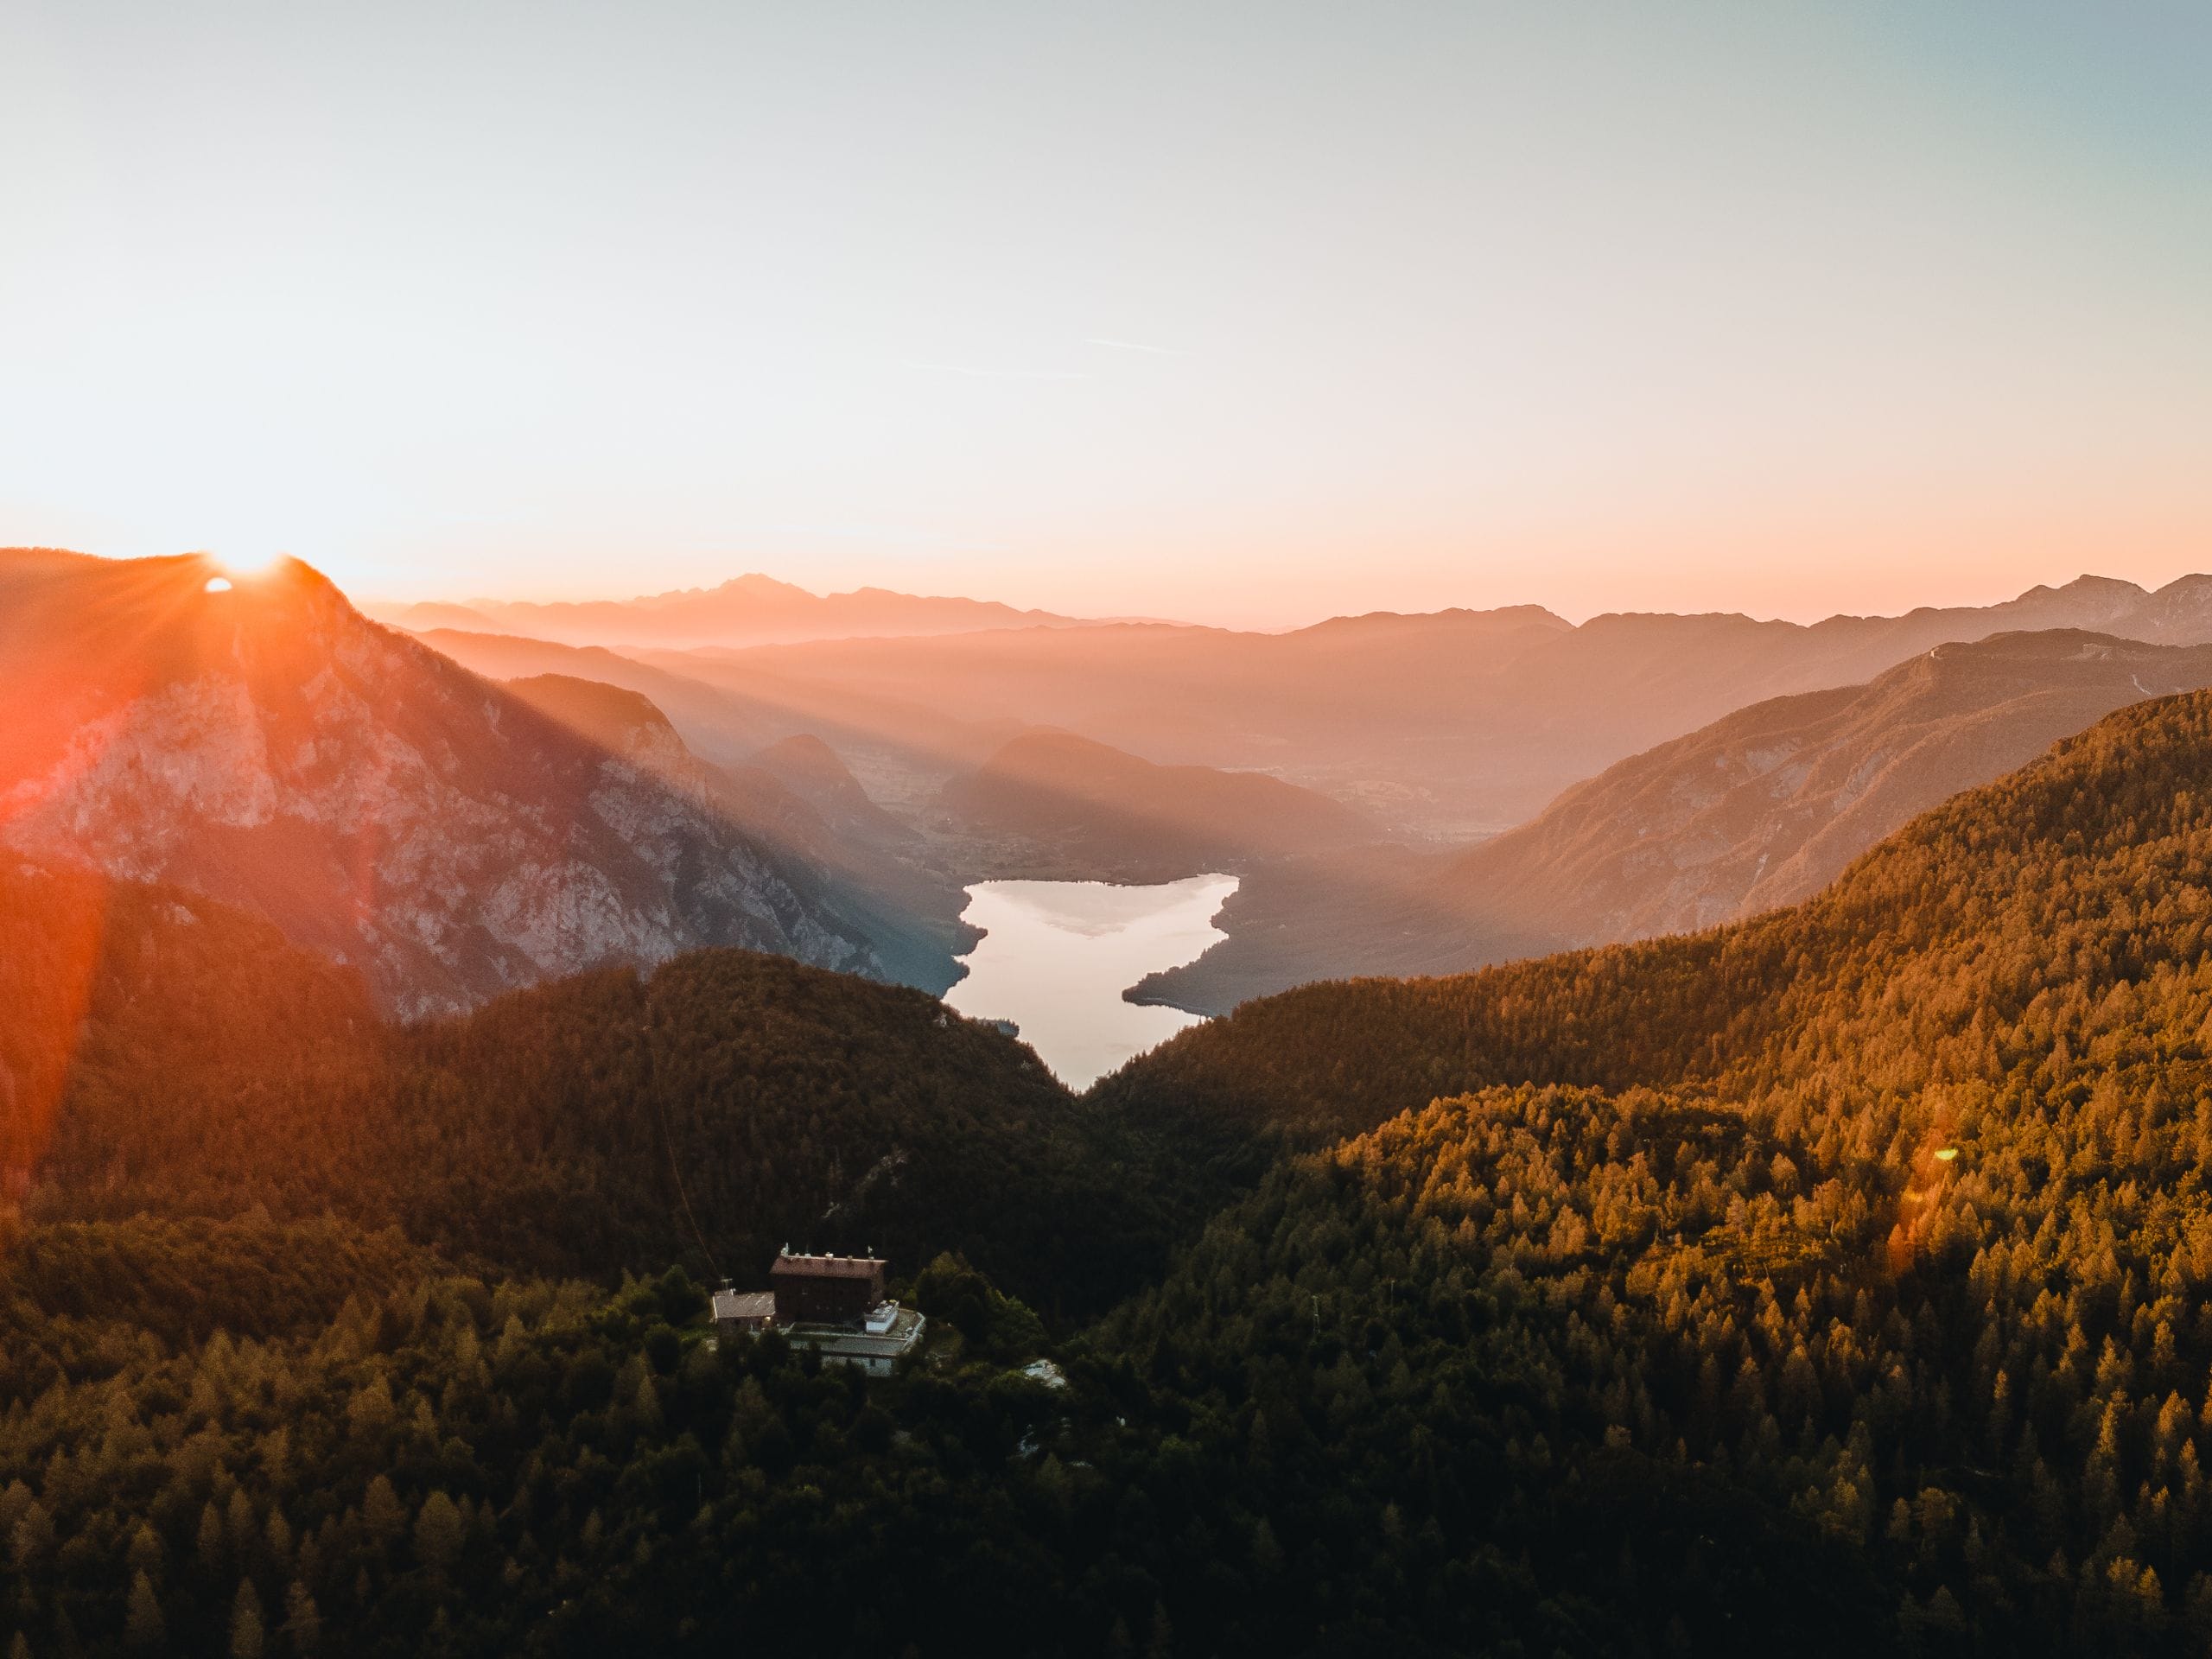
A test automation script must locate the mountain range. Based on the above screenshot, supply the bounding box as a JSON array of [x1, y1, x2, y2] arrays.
[[25, 548, 2212, 1033], [367, 572, 1090, 650], [715, 573, 2212, 839], [416, 626, 1018, 813], [1137, 627, 2212, 1011]]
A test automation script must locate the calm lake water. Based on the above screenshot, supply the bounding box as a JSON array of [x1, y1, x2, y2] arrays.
[[943, 874, 1239, 1090]]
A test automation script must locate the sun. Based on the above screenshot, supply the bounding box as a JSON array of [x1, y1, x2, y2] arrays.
[[200, 550, 291, 593], [219, 549, 291, 577]]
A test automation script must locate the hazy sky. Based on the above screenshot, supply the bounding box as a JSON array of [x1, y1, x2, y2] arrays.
[[4, 2, 2206, 627]]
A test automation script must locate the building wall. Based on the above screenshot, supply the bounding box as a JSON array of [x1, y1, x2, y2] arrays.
[[771, 1262, 884, 1326]]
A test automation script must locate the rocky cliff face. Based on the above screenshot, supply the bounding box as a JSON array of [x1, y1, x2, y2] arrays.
[[0, 550, 881, 1016]]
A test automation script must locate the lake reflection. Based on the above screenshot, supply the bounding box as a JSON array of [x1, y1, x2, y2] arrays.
[[944, 874, 1238, 1090]]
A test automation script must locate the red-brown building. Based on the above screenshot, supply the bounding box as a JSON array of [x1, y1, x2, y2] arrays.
[[769, 1249, 887, 1327]]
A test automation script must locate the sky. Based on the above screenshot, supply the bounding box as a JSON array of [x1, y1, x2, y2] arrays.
[[3, 1, 2207, 629]]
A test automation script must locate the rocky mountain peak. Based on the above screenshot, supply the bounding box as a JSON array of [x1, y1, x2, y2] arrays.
[[0, 549, 886, 1017]]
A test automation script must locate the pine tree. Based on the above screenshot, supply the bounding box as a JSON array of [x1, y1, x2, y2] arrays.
[[229, 1580, 264, 1659], [361, 1478, 405, 1549], [195, 1503, 226, 1573], [124, 1573, 164, 1651], [413, 1491, 464, 1575], [7, 1503, 53, 1573], [280, 1583, 319, 1656]]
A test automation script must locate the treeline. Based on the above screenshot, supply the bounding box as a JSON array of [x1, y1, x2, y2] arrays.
[[0, 1215, 426, 1404]]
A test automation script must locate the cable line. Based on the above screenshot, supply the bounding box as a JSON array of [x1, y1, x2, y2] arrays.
[[640, 1011, 722, 1285]]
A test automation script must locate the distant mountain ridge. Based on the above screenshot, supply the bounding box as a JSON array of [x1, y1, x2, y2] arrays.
[[415, 626, 1017, 789], [723, 573, 2212, 836], [1103, 669, 2212, 1151], [370, 572, 1091, 650], [1440, 627, 2212, 941], [1135, 627, 2212, 1013], [943, 730, 1380, 880], [0, 549, 896, 1015], [753, 733, 916, 847]]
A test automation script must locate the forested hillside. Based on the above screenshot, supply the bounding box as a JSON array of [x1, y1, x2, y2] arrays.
[[0, 1217, 1896, 1659], [1082, 687, 2212, 1647], [0, 858, 378, 1211], [0, 859, 1165, 1318], [22, 689, 2212, 1652], [365, 954, 1160, 1313]]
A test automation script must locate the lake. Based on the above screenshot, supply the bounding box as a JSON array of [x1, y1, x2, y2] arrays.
[[943, 874, 1239, 1090]]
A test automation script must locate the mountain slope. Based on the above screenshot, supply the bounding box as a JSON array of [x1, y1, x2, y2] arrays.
[[499, 671, 838, 867], [753, 732, 915, 847], [0, 855, 378, 1211], [1122, 843, 1534, 1014], [410, 628, 790, 764], [449, 660, 975, 991], [1444, 628, 2212, 941], [496, 674, 973, 988], [0, 550, 887, 1015]]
